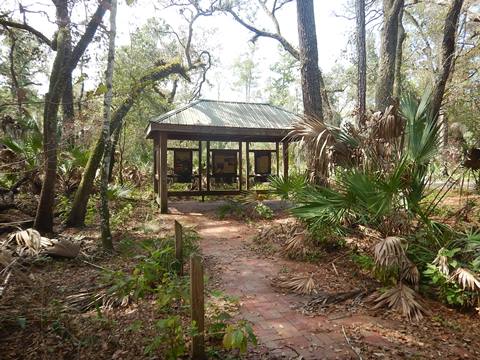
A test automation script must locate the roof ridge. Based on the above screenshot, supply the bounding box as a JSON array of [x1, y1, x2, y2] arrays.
[[198, 98, 270, 106]]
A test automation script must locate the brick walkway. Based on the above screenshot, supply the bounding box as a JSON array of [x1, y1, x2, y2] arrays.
[[166, 206, 395, 360]]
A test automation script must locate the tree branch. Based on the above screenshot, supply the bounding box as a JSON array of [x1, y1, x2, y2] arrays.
[[69, 0, 110, 71], [226, 8, 300, 59], [0, 18, 52, 47]]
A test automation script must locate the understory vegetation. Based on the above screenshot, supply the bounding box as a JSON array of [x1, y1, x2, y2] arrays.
[[271, 91, 480, 319], [1, 220, 257, 358]]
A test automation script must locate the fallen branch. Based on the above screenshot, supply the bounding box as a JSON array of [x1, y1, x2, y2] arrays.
[[342, 325, 362, 360]]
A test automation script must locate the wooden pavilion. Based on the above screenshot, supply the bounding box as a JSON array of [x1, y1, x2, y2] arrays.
[[145, 99, 299, 213]]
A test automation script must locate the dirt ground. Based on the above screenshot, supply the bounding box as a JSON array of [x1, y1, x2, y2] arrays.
[[1, 198, 480, 359]]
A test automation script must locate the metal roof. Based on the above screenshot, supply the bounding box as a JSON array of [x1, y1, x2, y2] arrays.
[[150, 99, 299, 130]]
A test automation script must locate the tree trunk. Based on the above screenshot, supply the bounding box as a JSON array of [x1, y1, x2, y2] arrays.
[[356, 0, 367, 126], [62, 72, 75, 146], [34, 1, 70, 233], [374, 0, 404, 111], [66, 62, 188, 227], [296, 0, 323, 119], [34, 0, 109, 233], [108, 126, 121, 182], [100, 0, 117, 252], [393, 6, 405, 99], [431, 0, 464, 119]]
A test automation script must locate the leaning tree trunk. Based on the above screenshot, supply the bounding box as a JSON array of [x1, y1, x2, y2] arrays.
[[393, 5, 405, 100], [66, 62, 188, 227], [296, 0, 323, 120], [34, 0, 109, 233], [431, 0, 464, 120], [34, 1, 70, 233], [100, 0, 117, 252], [374, 0, 405, 111], [356, 0, 367, 126]]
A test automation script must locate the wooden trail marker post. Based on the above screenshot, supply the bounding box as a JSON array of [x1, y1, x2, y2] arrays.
[[174, 220, 183, 276], [190, 254, 206, 359]]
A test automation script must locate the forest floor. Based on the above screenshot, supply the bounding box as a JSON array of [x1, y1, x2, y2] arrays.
[[164, 199, 480, 360], [1, 195, 480, 359]]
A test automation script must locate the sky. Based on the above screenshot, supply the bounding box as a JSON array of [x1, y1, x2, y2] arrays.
[[1, 0, 353, 102], [114, 0, 352, 100]]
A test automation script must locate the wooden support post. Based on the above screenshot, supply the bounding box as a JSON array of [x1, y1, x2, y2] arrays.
[[282, 140, 289, 180], [198, 141, 202, 193], [174, 220, 183, 276], [153, 137, 158, 194], [246, 141, 250, 190], [238, 141, 243, 191], [159, 132, 168, 213], [206, 141, 210, 192], [190, 255, 206, 359], [276, 142, 280, 177]]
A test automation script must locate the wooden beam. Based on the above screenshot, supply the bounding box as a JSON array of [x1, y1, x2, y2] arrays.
[[159, 132, 168, 213], [153, 137, 158, 194], [168, 189, 270, 196], [167, 147, 200, 151], [246, 141, 250, 190], [282, 140, 289, 180], [206, 141, 210, 192], [238, 141, 243, 191], [198, 141, 202, 192], [149, 122, 290, 139], [276, 142, 280, 176]]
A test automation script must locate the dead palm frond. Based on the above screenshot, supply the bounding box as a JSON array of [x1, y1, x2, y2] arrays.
[[450, 268, 480, 291], [272, 273, 318, 295], [369, 104, 404, 140], [371, 282, 426, 321], [4, 228, 79, 258], [401, 259, 420, 287], [432, 249, 450, 276], [287, 115, 335, 178], [5, 228, 54, 255], [374, 236, 406, 268], [282, 232, 308, 258], [65, 286, 131, 312]]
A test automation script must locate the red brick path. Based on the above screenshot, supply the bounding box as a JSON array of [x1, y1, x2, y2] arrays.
[[168, 205, 393, 359]]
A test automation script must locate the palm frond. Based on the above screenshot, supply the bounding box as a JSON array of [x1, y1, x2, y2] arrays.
[[269, 172, 308, 200], [450, 268, 480, 291], [433, 253, 450, 276], [287, 115, 335, 176], [401, 259, 420, 286], [282, 233, 308, 258], [371, 282, 426, 321], [272, 273, 318, 295], [374, 236, 406, 268]]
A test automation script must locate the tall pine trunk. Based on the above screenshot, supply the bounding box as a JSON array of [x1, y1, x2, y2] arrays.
[[100, 0, 117, 251], [374, 0, 404, 111], [431, 0, 464, 119], [393, 6, 405, 99], [356, 0, 367, 126], [296, 0, 323, 120]]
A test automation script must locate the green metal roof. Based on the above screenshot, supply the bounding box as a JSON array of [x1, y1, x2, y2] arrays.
[[149, 99, 299, 130]]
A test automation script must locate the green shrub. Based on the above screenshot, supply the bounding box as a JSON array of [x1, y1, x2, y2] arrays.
[[145, 316, 186, 359], [254, 202, 273, 219]]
